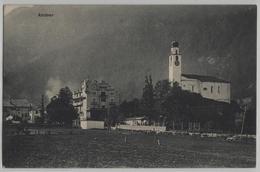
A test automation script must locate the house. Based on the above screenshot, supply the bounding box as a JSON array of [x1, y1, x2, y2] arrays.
[[169, 41, 231, 103], [28, 107, 41, 123], [119, 116, 166, 132], [124, 116, 148, 126], [73, 79, 120, 129], [3, 98, 32, 122], [3, 100, 16, 121]]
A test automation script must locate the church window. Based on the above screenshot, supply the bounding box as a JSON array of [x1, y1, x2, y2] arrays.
[[218, 86, 220, 94], [175, 50, 178, 54], [176, 56, 179, 61], [191, 85, 194, 91], [211, 86, 213, 93]]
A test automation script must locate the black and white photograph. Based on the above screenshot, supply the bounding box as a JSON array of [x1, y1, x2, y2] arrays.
[[1, 2, 257, 168]]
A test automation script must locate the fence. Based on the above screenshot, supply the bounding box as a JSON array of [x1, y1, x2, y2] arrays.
[[117, 125, 166, 132], [80, 120, 104, 129]]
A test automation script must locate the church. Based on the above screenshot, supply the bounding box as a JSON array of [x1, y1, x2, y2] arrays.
[[169, 41, 231, 103]]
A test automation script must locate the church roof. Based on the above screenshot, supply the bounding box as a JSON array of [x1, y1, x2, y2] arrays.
[[182, 74, 230, 83]]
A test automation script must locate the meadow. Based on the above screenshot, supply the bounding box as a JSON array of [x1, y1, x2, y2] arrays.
[[2, 129, 256, 168]]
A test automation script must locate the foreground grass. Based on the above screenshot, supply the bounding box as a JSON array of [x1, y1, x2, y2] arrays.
[[2, 129, 256, 168]]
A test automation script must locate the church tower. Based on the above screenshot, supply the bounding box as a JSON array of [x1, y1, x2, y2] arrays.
[[169, 41, 182, 86]]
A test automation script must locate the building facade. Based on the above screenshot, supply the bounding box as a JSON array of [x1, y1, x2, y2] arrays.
[[73, 79, 120, 128], [28, 107, 41, 123], [3, 98, 33, 122], [124, 116, 148, 126], [169, 41, 231, 103]]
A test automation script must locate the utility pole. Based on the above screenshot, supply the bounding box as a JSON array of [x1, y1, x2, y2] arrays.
[[106, 105, 110, 133], [41, 94, 45, 122], [240, 105, 247, 135]]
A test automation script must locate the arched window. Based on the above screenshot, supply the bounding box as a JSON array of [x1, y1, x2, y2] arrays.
[[176, 56, 179, 61]]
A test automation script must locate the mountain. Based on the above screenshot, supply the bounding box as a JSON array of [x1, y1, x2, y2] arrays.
[[3, 5, 256, 104]]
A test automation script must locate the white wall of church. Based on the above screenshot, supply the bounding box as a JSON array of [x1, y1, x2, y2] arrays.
[[181, 78, 201, 94], [180, 76, 230, 103], [200, 82, 230, 103]]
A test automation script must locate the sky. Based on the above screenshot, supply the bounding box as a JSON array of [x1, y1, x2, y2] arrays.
[[3, 5, 256, 105], [4, 5, 34, 16]]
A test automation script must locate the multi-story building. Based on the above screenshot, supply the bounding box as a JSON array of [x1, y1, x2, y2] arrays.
[[73, 79, 120, 129], [169, 41, 231, 103]]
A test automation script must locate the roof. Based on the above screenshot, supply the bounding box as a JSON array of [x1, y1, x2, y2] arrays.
[[10, 99, 32, 107], [125, 116, 147, 120], [182, 74, 230, 83], [3, 100, 14, 107]]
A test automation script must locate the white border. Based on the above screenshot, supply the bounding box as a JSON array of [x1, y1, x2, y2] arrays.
[[1, 0, 259, 5], [0, 1, 259, 172]]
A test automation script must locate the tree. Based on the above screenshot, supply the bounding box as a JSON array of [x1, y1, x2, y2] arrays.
[[160, 82, 239, 132], [142, 75, 156, 123], [59, 86, 73, 104], [162, 83, 187, 129], [154, 80, 171, 100], [119, 98, 141, 118], [46, 87, 78, 127], [108, 105, 123, 126], [154, 80, 171, 125], [243, 96, 256, 134]]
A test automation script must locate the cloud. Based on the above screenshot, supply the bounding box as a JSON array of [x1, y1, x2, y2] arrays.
[[45, 77, 78, 100], [206, 56, 216, 65], [197, 56, 205, 63], [197, 56, 216, 65], [45, 77, 63, 100], [3, 5, 256, 103]]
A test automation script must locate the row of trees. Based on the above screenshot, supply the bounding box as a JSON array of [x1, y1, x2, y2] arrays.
[[43, 75, 255, 134], [119, 75, 255, 133]]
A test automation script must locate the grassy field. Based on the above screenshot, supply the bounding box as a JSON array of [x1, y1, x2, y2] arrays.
[[2, 129, 256, 168]]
